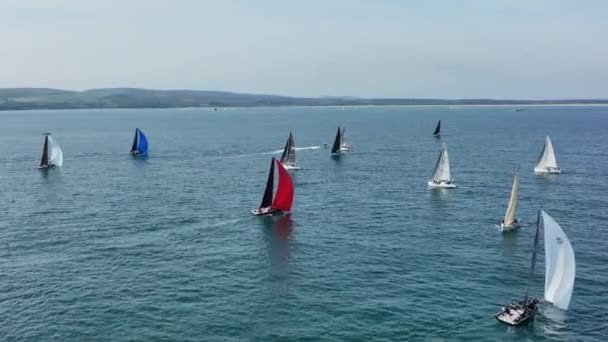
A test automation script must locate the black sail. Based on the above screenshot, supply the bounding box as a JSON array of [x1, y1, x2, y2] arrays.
[[331, 127, 342, 153], [433, 120, 441, 136], [260, 158, 275, 208], [40, 135, 49, 167], [524, 210, 541, 303], [130, 129, 138, 152], [286, 132, 296, 164], [279, 135, 290, 163]]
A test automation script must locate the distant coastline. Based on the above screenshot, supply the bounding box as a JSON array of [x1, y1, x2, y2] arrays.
[[1, 87, 607, 111]]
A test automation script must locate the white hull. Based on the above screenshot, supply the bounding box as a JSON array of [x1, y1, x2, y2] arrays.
[[282, 163, 300, 170], [534, 167, 561, 174], [428, 181, 456, 189], [500, 221, 520, 232]]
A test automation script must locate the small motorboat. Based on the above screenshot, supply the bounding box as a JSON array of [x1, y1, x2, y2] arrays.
[[251, 157, 294, 216]]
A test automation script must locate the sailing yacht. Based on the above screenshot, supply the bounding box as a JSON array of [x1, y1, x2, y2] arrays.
[[251, 157, 294, 216], [279, 132, 299, 170], [500, 169, 520, 231], [433, 120, 441, 137], [495, 211, 575, 326], [129, 128, 149, 155], [330, 126, 351, 154], [428, 143, 456, 188], [534, 136, 561, 174], [38, 133, 63, 169]]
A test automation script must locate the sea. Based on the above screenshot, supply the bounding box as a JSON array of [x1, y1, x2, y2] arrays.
[[0, 105, 606, 341]]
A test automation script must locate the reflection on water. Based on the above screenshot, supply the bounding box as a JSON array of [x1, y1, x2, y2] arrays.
[[540, 305, 569, 340], [260, 214, 294, 271], [501, 230, 519, 257]]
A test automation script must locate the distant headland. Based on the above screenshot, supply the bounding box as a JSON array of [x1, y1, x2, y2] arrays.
[[0, 88, 606, 111]]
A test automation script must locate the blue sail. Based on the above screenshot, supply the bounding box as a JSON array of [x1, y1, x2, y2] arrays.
[[137, 128, 149, 154]]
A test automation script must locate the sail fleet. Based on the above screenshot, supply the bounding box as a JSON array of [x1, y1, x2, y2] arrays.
[[32, 118, 573, 326]]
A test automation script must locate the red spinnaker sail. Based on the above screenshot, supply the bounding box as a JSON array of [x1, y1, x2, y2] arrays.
[[272, 159, 294, 211]]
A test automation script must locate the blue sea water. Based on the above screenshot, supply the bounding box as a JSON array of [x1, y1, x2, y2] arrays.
[[0, 105, 607, 341]]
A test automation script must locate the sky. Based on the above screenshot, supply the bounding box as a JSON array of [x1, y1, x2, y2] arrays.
[[1, 0, 607, 99]]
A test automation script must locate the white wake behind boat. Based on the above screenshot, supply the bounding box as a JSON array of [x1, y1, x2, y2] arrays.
[[38, 133, 63, 169], [279, 132, 300, 170], [428, 143, 456, 189], [500, 169, 520, 231], [534, 136, 561, 174], [495, 210, 575, 326]]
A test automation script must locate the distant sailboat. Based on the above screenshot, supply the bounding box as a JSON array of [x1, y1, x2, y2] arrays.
[[330, 126, 351, 154], [433, 120, 441, 137], [534, 136, 560, 174], [500, 169, 520, 231], [495, 210, 575, 326], [251, 158, 294, 216], [428, 143, 456, 188], [279, 132, 299, 170], [38, 133, 63, 169], [129, 128, 149, 155]]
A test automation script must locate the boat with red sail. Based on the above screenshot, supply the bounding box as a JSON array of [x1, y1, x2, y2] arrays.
[[251, 157, 294, 216]]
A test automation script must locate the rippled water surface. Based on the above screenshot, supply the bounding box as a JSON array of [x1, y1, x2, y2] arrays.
[[1, 106, 607, 341]]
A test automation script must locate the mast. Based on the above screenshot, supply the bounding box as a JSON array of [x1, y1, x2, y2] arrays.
[[433, 120, 441, 136], [130, 128, 139, 152], [40, 135, 50, 167], [260, 158, 275, 208], [524, 210, 541, 304], [331, 127, 341, 153]]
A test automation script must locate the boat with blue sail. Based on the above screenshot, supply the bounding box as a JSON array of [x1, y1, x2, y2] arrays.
[[129, 128, 148, 155]]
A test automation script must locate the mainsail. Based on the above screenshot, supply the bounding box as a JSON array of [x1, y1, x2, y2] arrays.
[[280, 132, 296, 164], [433, 120, 441, 136], [47, 136, 63, 166], [535, 136, 558, 171], [331, 127, 342, 153], [259, 158, 275, 208], [542, 211, 575, 310], [430, 143, 451, 182], [503, 169, 519, 226], [272, 159, 294, 211], [40, 135, 50, 167], [131, 128, 149, 154]]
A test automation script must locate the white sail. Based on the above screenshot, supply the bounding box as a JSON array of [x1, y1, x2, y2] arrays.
[[542, 211, 575, 310], [431, 143, 451, 182], [48, 136, 64, 166], [535, 136, 558, 171], [503, 170, 519, 226]]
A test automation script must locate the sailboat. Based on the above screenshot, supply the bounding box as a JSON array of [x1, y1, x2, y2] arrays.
[[500, 169, 520, 231], [251, 157, 295, 216], [330, 126, 351, 154], [428, 143, 456, 188], [495, 210, 575, 326], [38, 133, 63, 169], [534, 136, 561, 174], [433, 120, 441, 137], [129, 128, 149, 155], [279, 132, 299, 170]]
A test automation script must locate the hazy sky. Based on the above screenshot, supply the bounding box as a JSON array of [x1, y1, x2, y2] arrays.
[[1, 0, 607, 99]]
